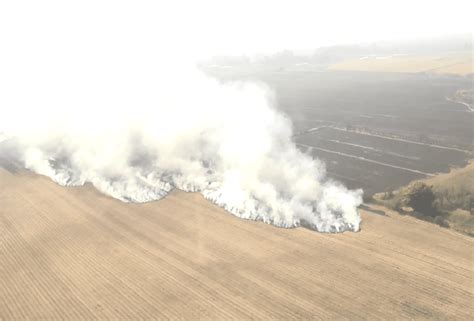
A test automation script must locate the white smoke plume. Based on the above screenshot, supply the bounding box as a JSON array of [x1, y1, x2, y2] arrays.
[[0, 1, 362, 232]]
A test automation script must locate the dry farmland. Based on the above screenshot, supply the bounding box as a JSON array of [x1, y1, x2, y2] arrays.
[[329, 54, 473, 76], [0, 167, 473, 319]]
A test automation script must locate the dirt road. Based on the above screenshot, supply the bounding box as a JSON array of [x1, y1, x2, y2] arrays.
[[0, 167, 472, 320]]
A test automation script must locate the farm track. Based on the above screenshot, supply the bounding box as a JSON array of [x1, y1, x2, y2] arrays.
[[296, 143, 434, 176], [0, 168, 473, 320], [446, 96, 474, 112], [300, 127, 470, 154]]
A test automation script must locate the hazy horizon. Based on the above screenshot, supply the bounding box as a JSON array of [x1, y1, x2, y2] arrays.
[[1, 1, 472, 59]]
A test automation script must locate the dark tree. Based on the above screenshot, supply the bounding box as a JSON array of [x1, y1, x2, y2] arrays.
[[403, 182, 436, 216]]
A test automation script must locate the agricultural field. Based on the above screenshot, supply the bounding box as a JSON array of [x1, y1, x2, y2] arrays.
[[207, 69, 473, 196], [0, 167, 473, 319], [294, 126, 469, 195], [329, 53, 473, 76]]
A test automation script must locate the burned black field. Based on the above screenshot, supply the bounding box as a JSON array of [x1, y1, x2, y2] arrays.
[[208, 69, 473, 196]]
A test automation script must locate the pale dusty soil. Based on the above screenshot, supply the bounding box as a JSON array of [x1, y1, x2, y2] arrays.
[[329, 54, 473, 75], [0, 167, 473, 320]]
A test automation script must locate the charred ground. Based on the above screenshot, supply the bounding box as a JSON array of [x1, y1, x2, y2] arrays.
[[205, 68, 473, 197]]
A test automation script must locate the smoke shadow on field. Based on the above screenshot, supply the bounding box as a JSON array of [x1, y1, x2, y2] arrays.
[[0, 157, 19, 174], [359, 204, 386, 216], [0, 141, 21, 174]]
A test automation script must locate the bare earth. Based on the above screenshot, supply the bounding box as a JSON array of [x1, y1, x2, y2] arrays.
[[0, 167, 473, 320], [329, 53, 473, 76]]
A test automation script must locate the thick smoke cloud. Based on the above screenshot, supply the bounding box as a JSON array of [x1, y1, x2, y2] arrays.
[[0, 1, 362, 232]]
